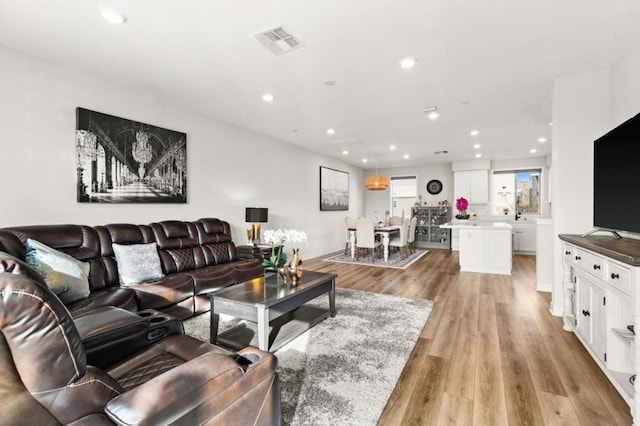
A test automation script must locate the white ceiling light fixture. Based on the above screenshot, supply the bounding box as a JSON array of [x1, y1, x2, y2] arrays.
[[424, 106, 439, 120], [399, 57, 417, 69], [342, 150, 349, 155], [470, 129, 480, 137], [100, 8, 127, 24], [362, 158, 368, 163], [262, 93, 275, 102], [530, 148, 538, 154], [326, 128, 335, 135], [403, 154, 410, 159], [389, 145, 396, 150], [475, 153, 483, 158], [538, 137, 547, 143], [473, 143, 481, 149]]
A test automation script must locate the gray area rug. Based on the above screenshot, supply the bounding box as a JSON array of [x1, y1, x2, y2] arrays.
[[323, 248, 428, 269], [183, 288, 432, 425]]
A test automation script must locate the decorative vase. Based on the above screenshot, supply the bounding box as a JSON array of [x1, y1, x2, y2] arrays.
[[288, 248, 303, 285]]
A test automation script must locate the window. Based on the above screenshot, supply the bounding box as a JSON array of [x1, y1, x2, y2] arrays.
[[390, 176, 417, 217], [492, 169, 541, 216]]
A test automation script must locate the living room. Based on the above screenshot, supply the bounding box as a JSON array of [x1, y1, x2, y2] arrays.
[[1, 1, 640, 425]]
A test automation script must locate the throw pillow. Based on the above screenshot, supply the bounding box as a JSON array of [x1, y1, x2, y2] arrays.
[[112, 242, 164, 286], [24, 238, 91, 304]]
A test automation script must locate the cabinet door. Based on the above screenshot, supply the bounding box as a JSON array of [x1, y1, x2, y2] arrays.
[[469, 170, 489, 203], [459, 229, 484, 269], [590, 283, 606, 363], [454, 172, 471, 202], [575, 275, 592, 342], [519, 230, 536, 252]]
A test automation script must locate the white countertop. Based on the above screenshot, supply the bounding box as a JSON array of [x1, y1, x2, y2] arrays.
[[440, 221, 512, 230]]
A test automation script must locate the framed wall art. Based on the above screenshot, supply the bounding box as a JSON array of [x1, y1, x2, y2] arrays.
[[75, 107, 187, 203], [320, 166, 349, 211]]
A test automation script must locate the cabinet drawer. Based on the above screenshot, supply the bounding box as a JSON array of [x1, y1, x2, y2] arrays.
[[606, 261, 631, 295], [574, 248, 605, 280]]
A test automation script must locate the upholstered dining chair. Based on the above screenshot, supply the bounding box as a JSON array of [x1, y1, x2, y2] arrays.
[[355, 217, 382, 262], [389, 216, 411, 260], [388, 216, 402, 226], [344, 216, 356, 255], [407, 216, 418, 253]]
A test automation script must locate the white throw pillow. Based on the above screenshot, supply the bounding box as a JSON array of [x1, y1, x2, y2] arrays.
[[112, 242, 164, 286]]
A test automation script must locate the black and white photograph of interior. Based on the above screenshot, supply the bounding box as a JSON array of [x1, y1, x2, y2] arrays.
[[75, 107, 187, 203]]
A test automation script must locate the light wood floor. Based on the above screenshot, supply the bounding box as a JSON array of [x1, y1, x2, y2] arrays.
[[303, 248, 632, 426]]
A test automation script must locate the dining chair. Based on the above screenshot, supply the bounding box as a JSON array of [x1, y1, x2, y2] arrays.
[[389, 216, 411, 259], [355, 217, 381, 262], [407, 216, 418, 254], [388, 216, 402, 226], [345, 216, 355, 255]]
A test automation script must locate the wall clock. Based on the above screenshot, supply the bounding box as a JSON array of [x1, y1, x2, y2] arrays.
[[426, 179, 443, 195]]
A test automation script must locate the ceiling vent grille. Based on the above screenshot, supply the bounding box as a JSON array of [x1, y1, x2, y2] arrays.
[[252, 26, 304, 55]]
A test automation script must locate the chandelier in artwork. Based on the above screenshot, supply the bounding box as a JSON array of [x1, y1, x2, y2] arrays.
[[133, 130, 153, 179]]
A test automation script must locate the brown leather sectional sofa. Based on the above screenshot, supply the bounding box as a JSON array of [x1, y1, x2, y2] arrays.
[[0, 251, 280, 425], [0, 218, 264, 319]]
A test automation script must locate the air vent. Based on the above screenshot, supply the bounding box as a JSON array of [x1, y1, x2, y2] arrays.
[[252, 26, 304, 55], [328, 138, 359, 146]]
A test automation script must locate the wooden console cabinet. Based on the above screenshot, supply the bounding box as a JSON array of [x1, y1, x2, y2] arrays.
[[559, 234, 638, 420]]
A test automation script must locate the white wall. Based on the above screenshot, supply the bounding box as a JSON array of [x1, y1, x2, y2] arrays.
[[364, 163, 454, 221], [0, 45, 365, 259]]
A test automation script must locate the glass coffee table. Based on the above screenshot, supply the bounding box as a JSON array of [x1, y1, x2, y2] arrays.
[[209, 270, 337, 352]]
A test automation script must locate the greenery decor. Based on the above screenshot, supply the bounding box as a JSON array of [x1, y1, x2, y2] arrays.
[[262, 229, 307, 271]]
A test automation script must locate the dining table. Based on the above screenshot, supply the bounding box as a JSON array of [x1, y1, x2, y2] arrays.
[[347, 224, 401, 262]]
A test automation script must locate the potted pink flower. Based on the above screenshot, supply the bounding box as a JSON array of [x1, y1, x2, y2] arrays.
[[455, 197, 470, 220]]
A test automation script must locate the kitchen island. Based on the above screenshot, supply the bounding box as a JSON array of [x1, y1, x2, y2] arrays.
[[440, 221, 512, 275]]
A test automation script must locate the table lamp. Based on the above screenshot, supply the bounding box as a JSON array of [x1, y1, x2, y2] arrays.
[[245, 207, 268, 245]]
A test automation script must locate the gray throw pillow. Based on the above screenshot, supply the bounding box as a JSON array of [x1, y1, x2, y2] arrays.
[[25, 238, 91, 304], [112, 242, 164, 286]]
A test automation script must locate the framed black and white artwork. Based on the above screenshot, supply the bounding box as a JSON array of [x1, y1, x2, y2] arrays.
[[320, 166, 349, 211], [75, 107, 187, 203]]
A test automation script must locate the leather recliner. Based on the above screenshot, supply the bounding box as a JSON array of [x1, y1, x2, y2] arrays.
[[0, 252, 281, 425]]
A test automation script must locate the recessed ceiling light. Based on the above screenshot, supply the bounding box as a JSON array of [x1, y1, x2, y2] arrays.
[[399, 57, 417, 69], [538, 137, 547, 143], [473, 143, 481, 149], [549, 122, 553, 126], [403, 154, 410, 159], [100, 8, 127, 24], [470, 129, 480, 137], [327, 128, 335, 135], [389, 145, 396, 151], [342, 150, 349, 155], [424, 106, 439, 120], [530, 148, 538, 154], [362, 158, 368, 163], [324, 79, 336, 86], [262, 93, 275, 102], [475, 153, 482, 158]]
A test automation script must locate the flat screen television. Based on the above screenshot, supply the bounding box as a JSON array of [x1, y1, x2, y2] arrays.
[[593, 112, 640, 235]]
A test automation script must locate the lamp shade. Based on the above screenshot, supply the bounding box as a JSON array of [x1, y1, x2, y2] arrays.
[[245, 207, 268, 223], [365, 176, 389, 190]]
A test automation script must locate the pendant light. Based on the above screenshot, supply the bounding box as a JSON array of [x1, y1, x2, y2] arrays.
[[365, 155, 388, 190]]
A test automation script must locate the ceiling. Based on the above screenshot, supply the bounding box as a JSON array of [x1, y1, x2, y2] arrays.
[[1, 1, 639, 168]]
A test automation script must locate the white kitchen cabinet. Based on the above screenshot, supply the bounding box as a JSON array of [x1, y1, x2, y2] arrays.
[[512, 229, 536, 253], [453, 170, 488, 204], [560, 235, 636, 417], [455, 224, 511, 275]]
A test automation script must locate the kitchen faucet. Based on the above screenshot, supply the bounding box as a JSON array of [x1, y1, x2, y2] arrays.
[[515, 210, 521, 221]]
